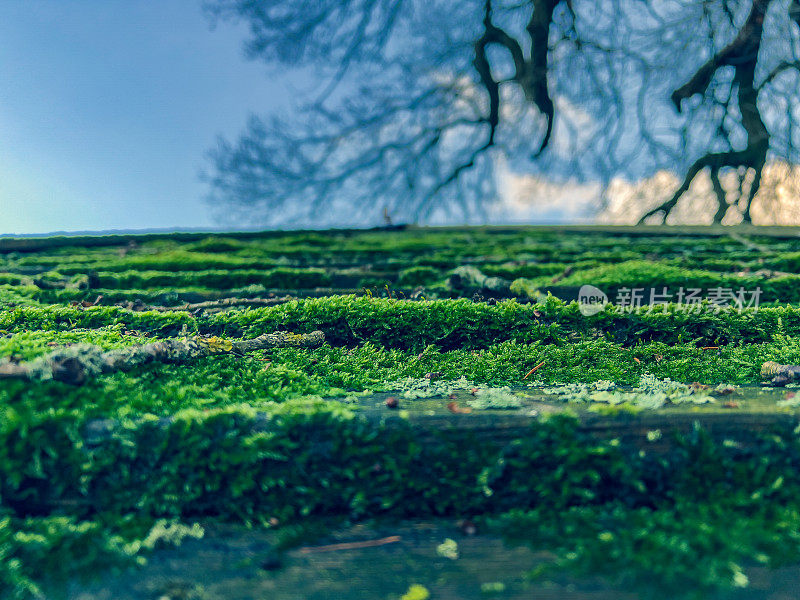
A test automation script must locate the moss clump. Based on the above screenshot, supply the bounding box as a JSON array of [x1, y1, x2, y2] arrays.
[[183, 236, 249, 253], [542, 374, 715, 409], [508, 277, 542, 300], [397, 266, 441, 287], [466, 387, 522, 410]]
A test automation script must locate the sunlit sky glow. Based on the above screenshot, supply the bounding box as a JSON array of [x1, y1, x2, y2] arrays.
[[0, 1, 295, 234]]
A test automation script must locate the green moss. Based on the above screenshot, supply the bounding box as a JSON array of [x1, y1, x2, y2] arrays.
[[9, 227, 800, 598], [0, 328, 153, 362], [0, 305, 198, 336], [1, 336, 790, 428], [204, 296, 800, 350], [508, 277, 541, 300], [550, 259, 800, 302], [54, 251, 278, 274], [183, 236, 250, 253], [6, 409, 800, 597], [397, 266, 441, 286], [485, 420, 800, 596], [94, 267, 331, 290]]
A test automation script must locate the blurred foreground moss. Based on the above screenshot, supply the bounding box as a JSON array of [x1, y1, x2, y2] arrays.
[[4, 411, 800, 598]]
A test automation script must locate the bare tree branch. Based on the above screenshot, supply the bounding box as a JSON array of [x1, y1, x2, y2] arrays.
[[205, 0, 800, 226]]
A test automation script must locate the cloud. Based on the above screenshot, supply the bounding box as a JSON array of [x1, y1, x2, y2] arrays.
[[598, 162, 800, 225], [491, 156, 601, 223]]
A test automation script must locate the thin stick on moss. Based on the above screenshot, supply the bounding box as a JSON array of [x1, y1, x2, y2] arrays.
[[298, 536, 402, 553], [0, 330, 325, 385], [522, 360, 545, 380]]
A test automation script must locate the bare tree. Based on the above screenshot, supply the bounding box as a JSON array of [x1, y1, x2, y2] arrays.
[[639, 0, 800, 224], [204, 0, 800, 226]]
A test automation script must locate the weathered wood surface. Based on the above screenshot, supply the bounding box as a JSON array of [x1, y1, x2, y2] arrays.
[[379, 408, 799, 452], [68, 518, 800, 600], [79, 400, 800, 453]]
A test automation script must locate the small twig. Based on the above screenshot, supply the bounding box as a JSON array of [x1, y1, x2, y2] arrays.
[[298, 536, 401, 553], [701, 346, 720, 350], [447, 401, 472, 414], [522, 360, 545, 380]]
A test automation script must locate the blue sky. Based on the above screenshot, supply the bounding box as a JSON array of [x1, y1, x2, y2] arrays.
[[0, 1, 294, 234]]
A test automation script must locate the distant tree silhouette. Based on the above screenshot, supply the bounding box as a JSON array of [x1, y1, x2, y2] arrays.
[[204, 0, 800, 225]]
